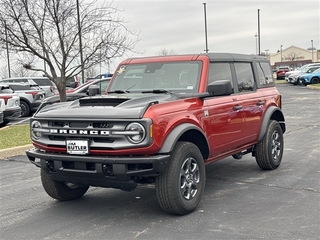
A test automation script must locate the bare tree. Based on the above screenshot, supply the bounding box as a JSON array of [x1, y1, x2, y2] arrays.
[[285, 52, 301, 61], [0, 0, 139, 101], [158, 48, 177, 56]]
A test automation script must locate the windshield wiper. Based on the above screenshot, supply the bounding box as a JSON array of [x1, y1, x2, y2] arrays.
[[142, 89, 173, 94], [108, 89, 127, 94], [108, 84, 136, 94]]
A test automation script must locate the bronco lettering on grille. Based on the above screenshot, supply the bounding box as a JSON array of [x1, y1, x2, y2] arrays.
[[49, 129, 110, 135]]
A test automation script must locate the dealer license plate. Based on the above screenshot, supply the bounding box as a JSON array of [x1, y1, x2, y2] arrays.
[[66, 140, 89, 155]]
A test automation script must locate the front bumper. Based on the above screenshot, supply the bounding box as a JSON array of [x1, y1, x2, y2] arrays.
[[26, 148, 170, 190]]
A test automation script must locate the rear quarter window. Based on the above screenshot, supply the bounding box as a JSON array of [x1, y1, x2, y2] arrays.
[[0, 86, 14, 93], [256, 62, 275, 87]]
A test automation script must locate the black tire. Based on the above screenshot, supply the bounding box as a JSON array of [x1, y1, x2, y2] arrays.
[[255, 120, 283, 170], [41, 169, 89, 201], [0, 121, 9, 127], [155, 141, 205, 215], [20, 101, 30, 117], [311, 77, 319, 84]]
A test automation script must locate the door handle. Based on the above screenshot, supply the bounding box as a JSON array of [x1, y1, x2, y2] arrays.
[[233, 105, 242, 111], [256, 101, 265, 106]]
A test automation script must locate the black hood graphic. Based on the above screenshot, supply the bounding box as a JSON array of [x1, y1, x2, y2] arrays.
[[35, 93, 178, 119]]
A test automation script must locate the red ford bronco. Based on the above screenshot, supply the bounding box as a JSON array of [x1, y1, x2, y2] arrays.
[[26, 53, 285, 215]]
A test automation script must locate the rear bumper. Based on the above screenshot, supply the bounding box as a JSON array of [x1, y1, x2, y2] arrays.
[[3, 107, 21, 121], [30, 101, 42, 112]]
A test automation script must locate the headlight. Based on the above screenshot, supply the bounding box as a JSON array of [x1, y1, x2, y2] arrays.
[[125, 122, 146, 144], [31, 121, 42, 139]]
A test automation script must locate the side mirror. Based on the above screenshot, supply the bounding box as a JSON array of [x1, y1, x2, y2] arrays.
[[207, 80, 233, 96], [88, 84, 100, 96]]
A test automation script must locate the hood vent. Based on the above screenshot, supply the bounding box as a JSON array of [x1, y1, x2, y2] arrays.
[[79, 97, 129, 107]]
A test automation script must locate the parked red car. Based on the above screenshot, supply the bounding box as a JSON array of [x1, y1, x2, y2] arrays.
[[276, 66, 290, 80]]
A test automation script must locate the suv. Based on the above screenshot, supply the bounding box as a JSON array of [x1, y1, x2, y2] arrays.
[[8, 82, 46, 117], [26, 53, 286, 215], [0, 77, 56, 97], [276, 66, 290, 79], [285, 63, 320, 81], [287, 65, 320, 85], [0, 84, 21, 126]]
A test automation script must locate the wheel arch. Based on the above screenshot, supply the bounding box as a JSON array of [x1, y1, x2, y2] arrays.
[[258, 106, 286, 141], [158, 123, 209, 160], [19, 97, 31, 106]]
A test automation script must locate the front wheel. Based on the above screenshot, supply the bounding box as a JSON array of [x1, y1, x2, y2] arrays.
[[255, 120, 284, 170], [311, 77, 319, 84], [155, 141, 205, 215], [41, 169, 89, 201]]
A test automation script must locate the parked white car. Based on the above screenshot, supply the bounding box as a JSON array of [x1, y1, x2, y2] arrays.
[[0, 84, 21, 126], [285, 63, 320, 81], [0, 77, 57, 97]]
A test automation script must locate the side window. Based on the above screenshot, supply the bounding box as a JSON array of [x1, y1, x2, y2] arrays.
[[208, 62, 233, 88], [256, 62, 274, 86], [234, 63, 254, 92]]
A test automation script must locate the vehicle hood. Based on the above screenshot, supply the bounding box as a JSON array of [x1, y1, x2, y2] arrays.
[[35, 93, 178, 119]]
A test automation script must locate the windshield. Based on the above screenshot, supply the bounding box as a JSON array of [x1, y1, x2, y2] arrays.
[[108, 61, 202, 94]]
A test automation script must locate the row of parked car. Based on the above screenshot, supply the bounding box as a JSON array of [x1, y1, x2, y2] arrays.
[[0, 76, 111, 127], [277, 63, 320, 85]]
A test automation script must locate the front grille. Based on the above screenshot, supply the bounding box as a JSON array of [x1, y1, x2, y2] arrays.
[[34, 118, 152, 150]]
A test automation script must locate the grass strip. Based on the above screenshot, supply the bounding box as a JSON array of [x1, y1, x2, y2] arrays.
[[0, 124, 32, 149]]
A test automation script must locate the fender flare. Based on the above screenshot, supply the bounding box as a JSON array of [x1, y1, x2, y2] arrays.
[[258, 106, 285, 141], [158, 123, 209, 156]]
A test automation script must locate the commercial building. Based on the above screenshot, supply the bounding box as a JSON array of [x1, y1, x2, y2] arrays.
[[265, 46, 319, 70]]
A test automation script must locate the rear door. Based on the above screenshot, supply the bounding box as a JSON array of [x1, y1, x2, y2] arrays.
[[205, 62, 245, 158], [234, 62, 264, 144]]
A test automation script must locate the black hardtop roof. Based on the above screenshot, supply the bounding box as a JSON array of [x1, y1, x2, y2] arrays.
[[205, 52, 268, 62], [125, 52, 268, 63]]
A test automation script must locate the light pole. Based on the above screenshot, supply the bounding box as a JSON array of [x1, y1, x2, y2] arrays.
[[203, 3, 209, 53], [255, 33, 258, 55], [280, 45, 283, 62], [4, 21, 11, 78], [257, 9, 261, 55], [311, 40, 314, 63]]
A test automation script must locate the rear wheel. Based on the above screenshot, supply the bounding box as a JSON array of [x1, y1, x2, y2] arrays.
[[20, 101, 30, 117], [255, 120, 283, 170], [41, 169, 89, 201], [155, 141, 205, 215]]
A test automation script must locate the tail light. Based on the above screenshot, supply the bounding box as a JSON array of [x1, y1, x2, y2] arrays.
[[50, 86, 55, 92], [75, 77, 79, 88], [0, 96, 12, 104], [25, 91, 38, 98]]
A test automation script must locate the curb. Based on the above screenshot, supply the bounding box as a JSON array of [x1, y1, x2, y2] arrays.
[[0, 144, 33, 159]]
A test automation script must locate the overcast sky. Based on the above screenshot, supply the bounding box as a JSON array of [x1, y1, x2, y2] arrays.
[[107, 0, 319, 70]]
